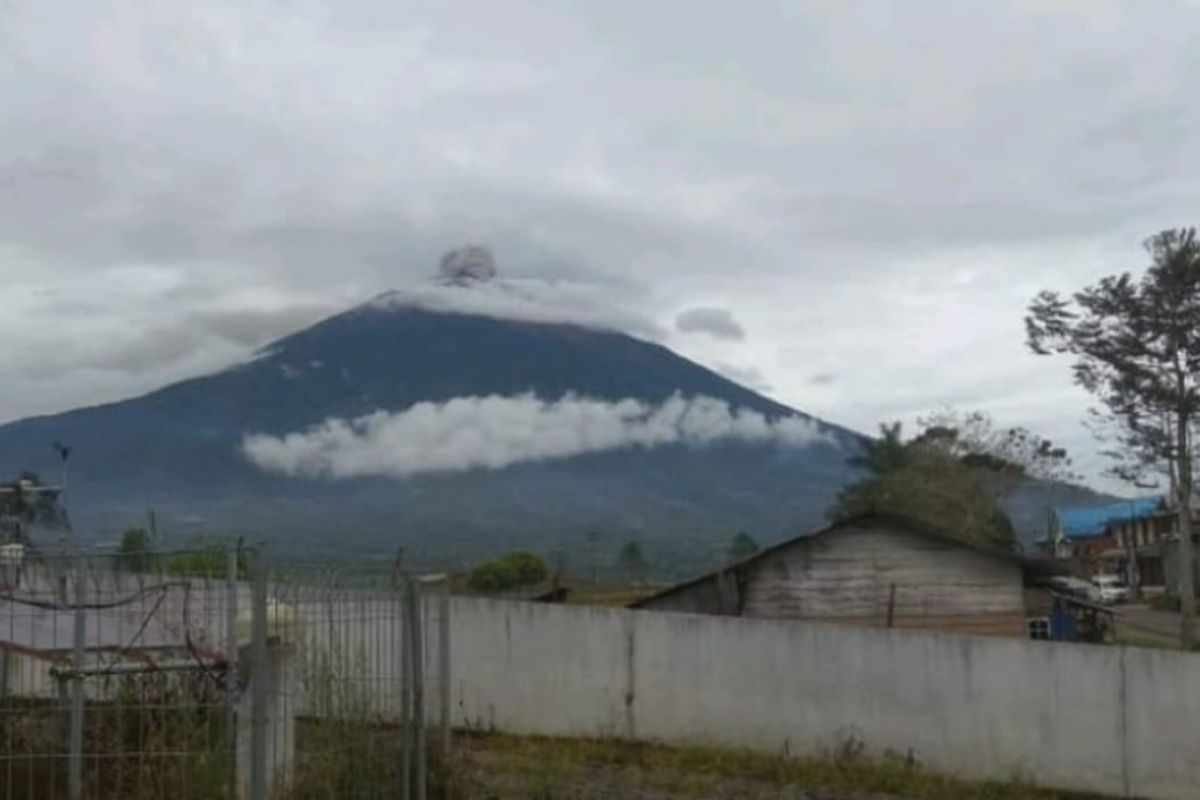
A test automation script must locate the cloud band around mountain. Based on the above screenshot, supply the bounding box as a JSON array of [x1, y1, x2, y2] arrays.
[[242, 392, 830, 480]]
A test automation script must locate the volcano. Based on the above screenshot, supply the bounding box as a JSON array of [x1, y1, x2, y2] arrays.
[[10, 250, 1111, 575]]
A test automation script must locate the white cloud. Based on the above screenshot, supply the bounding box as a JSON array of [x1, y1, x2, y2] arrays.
[[374, 276, 665, 340], [242, 392, 830, 480], [675, 307, 746, 341]]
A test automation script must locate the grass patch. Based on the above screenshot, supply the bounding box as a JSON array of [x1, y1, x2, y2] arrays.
[[567, 583, 658, 607], [445, 732, 1104, 800]]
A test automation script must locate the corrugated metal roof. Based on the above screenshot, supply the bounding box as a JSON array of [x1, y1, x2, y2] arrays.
[[1054, 497, 1164, 540]]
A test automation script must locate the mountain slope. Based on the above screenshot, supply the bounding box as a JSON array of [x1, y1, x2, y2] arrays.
[[0, 291, 861, 574], [0, 277, 1120, 572]]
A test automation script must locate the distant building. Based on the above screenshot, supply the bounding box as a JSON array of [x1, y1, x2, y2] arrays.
[[632, 513, 1076, 639], [1106, 506, 1179, 592], [1048, 497, 1163, 568], [1049, 497, 1180, 594]]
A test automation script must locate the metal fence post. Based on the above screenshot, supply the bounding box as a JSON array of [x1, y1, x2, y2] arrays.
[[409, 580, 426, 800], [226, 543, 240, 794], [439, 580, 451, 759], [399, 576, 412, 800], [68, 574, 86, 800], [250, 547, 269, 800]]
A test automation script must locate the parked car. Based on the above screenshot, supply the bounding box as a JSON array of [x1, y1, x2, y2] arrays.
[[1089, 574, 1130, 605]]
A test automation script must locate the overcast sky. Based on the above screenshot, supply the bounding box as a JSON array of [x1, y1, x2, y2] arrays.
[[4, 0, 1200, 493]]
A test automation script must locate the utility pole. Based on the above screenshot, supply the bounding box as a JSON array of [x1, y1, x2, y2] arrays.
[[53, 441, 71, 504], [1173, 413, 1195, 648], [53, 442, 72, 554]]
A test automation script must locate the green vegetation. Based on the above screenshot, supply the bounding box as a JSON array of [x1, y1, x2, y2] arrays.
[[468, 550, 549, 592], [117, 527, 155, 572], [1027, 227, 1200, 647], [831, 410, 1074, 552], [0, 470, 68, 543], [441, 732, 1098, 799], [280, 719, 398, 800], [833, 421, 1018, 551], [113, 533, 250, 578], [1, 674, 229, 800], [567, 582, 657, 607], [163, 544, 249, 578]]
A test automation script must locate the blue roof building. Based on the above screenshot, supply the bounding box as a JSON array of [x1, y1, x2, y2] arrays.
[[1048, 496, 1171, 579], [1054, 497, 1165, 541]]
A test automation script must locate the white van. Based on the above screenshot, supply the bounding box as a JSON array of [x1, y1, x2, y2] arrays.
[[1089, 574, 1130, 605]]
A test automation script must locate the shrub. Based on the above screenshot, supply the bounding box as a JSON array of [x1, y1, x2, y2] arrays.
[[468, 560, 518, 592], [163, 542, 250, 579], [117, 527, 155, 572], [498, 551, 548, 586], [468, 551, 548, 593]]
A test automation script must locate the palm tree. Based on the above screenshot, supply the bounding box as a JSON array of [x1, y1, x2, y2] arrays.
[[848, 422, 910, 477]]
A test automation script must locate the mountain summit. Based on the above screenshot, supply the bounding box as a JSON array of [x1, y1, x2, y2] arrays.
[[0, 250, 861, 571]]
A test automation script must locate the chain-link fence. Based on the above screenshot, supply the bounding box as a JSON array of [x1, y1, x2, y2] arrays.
[[0, 547, 448, 800]]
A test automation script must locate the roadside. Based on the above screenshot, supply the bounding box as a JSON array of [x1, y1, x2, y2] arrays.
[[1115, 603, 1183, 649], [1119, 603, 1181, 636], [441, 733, 1103, 800]]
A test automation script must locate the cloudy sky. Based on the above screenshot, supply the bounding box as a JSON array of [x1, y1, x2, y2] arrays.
[[3, 0, 1200, 492]]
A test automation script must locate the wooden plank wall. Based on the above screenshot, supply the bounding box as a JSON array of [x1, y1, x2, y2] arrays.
[[739, 522, 1027, 636]]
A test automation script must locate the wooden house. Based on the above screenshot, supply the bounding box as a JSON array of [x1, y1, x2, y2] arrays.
[[633, 513, 1065, 638]]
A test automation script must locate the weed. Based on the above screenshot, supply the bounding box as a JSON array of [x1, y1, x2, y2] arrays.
[[444, 732, 1103, 800]]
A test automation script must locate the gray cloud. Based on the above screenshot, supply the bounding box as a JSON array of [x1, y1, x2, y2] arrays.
[[4, 0, 1200, 491], [675, 307, 746, 341], [809, 373, 837, 387]]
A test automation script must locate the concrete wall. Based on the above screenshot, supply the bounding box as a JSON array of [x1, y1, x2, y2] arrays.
[[449, 596, 1200, 800]]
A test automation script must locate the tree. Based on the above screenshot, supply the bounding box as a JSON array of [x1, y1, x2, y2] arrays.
[[849, 422, 911, 478], [499, 551, 548, 586], [118, 527, 154, 572], [467, 550, 548, 593], [728, 532, 760, 562], [0, 472, 69, 545], [467, 561, 515, 593], [915, 409, 1077, 483], [1026, 228, 1200, 646], [834, 422, 1018, 552], [616, 541, 648, 584]]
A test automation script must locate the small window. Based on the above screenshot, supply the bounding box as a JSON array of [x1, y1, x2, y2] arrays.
[[1027, 617, 1051, 641]]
